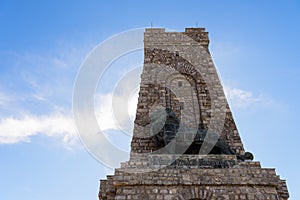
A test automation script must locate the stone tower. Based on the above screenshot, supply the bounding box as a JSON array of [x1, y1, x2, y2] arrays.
[[99, 28, 289, 200]]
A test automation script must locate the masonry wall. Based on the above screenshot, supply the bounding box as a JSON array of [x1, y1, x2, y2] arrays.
[[99, 157, 289, 200], [131, 28, 244, 155]]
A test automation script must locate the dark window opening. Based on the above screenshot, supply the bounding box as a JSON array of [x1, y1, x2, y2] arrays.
[[180, 102, 184, 110]]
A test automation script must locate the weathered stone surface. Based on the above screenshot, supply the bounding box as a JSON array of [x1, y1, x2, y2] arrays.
[[98, 28, 289, 200], [131, 28, 245, 155]]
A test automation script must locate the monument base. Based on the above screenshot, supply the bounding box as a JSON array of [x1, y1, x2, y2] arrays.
[[99, 155, 288, 200]]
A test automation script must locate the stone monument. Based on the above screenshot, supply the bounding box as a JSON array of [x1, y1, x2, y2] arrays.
[[98, 28, 289, 200]]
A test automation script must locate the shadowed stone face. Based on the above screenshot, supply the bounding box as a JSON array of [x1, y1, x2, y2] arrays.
[[151, 108, 253, 161], [152, 108, 179, 148]]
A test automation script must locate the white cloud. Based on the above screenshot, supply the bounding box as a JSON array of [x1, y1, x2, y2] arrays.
[[0, 42, 141, 149], [95, 90, 138, 132], [0, 42, 95, 148], [95, 93, 116, 131], [224, 86, 271, 108], [0, 112, 79, 148], [95, 66, 141, 133]]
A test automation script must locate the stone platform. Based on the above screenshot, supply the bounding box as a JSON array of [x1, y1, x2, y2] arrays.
[[99, 155, 288, 200]]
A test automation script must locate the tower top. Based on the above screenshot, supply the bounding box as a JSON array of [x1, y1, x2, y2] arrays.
[[144, 27, 210, 49], [145, 27, 207, 33]]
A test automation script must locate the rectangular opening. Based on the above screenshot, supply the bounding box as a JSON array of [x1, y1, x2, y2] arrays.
[[180, 102, 184, 110]]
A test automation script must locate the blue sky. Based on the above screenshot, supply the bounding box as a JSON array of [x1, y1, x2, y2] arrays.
[[1, 0, 300, 199]]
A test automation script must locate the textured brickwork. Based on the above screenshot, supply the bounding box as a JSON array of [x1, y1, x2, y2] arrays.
[[99, 155, 288, 200], [130, 28, 244, 155], [99, 28, 289, 200]]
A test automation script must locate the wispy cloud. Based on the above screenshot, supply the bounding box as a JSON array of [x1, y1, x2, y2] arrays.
[[19, 49, 85, 103], [0, 42, 95, 149], [95, 91, 138, 132], [224, 86, 272, 108], [95, 66, 141, 133], [0, 41, 94, 110], [95, 93, 116, 131], [0, 112, 79, 148], [1, 43, 140, 150]]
